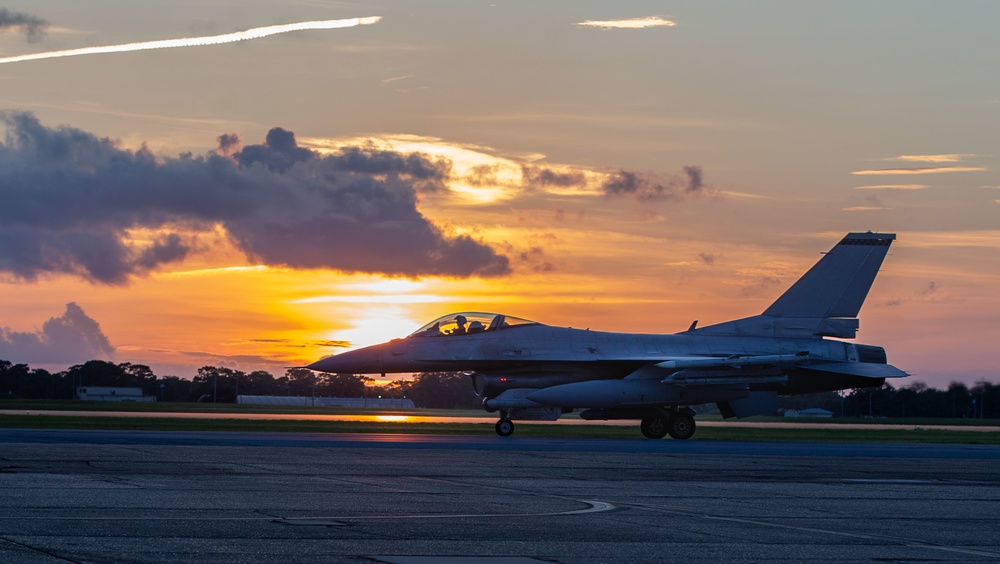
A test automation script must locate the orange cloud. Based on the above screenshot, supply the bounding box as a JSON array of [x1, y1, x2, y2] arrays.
[[903, 230, 1000, 248], [854, 184, 928, 190], [888, 154, 975, 163], [577, 16, 677, 29], [851, 166, 986, 175]]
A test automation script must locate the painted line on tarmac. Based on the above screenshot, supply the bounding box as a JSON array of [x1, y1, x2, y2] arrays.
[[278, 499, 615, 526], [841, 478, 934, 484], [3, 500, 614, 526]]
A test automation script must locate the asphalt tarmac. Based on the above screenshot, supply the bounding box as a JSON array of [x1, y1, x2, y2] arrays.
[[1, 430, 998, 563]]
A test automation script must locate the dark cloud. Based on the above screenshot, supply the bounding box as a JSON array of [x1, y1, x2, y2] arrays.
[[697, 252, 715, 265], [249, 338, 351, 349], [885, 281, 939, 307], [333, 145, 451, 185], [684, 165, 703, 191], [0, 302, 115, 364], [0, 8, 47, 42], [135, 233, 189, 270], [464, 164, 502, 187], [518, 246, 555, 273], [740, 276, 781, 298], [216, 133, 241, 155], [602, 170, 642, 196], [521, 165, 587, 189], [602, 165, 709, 201], [235, 127, 314, 172], [236, 130, 450, 191], [920, 281, 938, 296], [0, 112, 509, 283], [497, 242, 557, 273], [313, 340, 352, 349]]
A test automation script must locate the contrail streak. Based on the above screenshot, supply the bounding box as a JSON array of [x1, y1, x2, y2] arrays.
[[0, 16, 381, 64]]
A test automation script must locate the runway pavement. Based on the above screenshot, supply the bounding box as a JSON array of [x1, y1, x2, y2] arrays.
[[1, 430, 998, 563]]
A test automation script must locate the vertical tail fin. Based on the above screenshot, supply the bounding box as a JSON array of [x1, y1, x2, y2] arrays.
[[692, 232, 895, 339], [764, 232, 895, 319]]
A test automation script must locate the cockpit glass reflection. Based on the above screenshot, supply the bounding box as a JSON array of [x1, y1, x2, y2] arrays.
[[409, 312, 539, 338]]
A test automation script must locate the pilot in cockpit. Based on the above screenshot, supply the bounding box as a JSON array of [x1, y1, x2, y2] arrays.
[[452, 315, 468, 335]]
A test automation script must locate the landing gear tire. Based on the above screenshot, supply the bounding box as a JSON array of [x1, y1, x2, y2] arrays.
[[667, 413, 696, 440], [495, 418, 514, 437], [640, 416, 669, 439]]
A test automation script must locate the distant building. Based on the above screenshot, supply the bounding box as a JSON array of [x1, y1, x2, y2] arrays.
[[76, 386, 156, 402], [238, 395, 415, 408], [784, 407, 834, 418]]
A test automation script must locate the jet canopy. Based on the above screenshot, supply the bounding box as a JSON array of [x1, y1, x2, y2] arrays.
[[409, 312, 539, 338]]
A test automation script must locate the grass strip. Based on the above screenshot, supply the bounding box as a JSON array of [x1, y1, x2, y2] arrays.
[[0, 400, 480, 417], [1, 414, 997, 444], [3, 400, 998, 427]]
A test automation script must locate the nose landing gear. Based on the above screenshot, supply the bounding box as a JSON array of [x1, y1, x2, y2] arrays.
[[495, 417, 514, 437]]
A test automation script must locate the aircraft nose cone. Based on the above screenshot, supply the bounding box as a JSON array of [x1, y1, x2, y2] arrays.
[[305, 357, 339, 373], [307, 345, 383, 375]]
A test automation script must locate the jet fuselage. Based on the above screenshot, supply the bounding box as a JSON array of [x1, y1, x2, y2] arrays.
[[307, 232, 906, 439], [309, 322, 887, 395]]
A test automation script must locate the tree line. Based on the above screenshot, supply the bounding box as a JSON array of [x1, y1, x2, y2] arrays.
[[0, 359, 481, 409], [781, 380, 997, 419], [1, 358, 996, 416]]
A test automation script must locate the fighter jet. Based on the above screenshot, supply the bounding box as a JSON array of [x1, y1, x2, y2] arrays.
[[308, 232, 907, 439]]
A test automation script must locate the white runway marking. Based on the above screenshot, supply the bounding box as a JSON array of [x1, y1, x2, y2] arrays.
[[279, 500, 616, 525]]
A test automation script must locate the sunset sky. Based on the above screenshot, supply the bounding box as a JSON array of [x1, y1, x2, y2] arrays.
[[0, 1, 997, 389]]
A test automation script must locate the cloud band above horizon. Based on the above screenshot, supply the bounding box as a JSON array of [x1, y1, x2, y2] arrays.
[[0, 111, 509, 284], [0, 16, 381, 65]]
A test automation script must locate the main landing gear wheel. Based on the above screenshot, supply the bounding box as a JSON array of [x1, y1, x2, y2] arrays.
[[667, 413, 696, 440], [495, 418, 514, 437], [640, 417, 669, 439]]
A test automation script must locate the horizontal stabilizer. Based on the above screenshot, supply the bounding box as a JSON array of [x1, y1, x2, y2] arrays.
[[805, 361, 909, 379]]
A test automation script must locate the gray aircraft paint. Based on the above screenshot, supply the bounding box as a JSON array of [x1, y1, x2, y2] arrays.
[[309, 232, 907, 439]]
